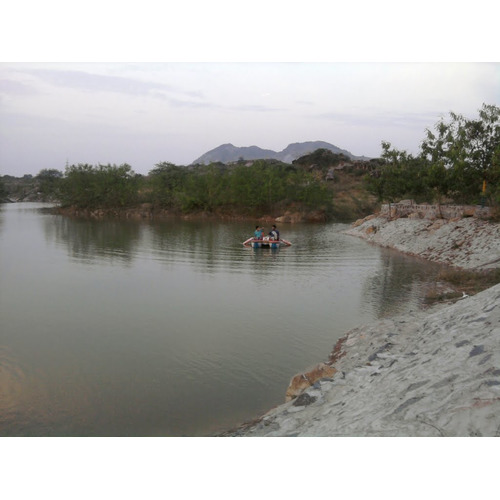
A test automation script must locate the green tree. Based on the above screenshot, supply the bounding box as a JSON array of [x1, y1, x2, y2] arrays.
[[148, 162, 188, 208], [0, 177, 7, 201], [59, 163, 138, 208], [365, 105, 500, 206], [490, 145, 500, 205], [421, 103, 500, 203], [425, 162, 449, 203], [182, 164, 228, 211], [36, 168, 63, 200], [365, 142, 430, 203], [293, 149, 349, 170], [95, 163, 138, 207]]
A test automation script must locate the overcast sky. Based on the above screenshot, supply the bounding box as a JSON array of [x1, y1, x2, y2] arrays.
[[2, 62, 498, 177], [1, 2, 499, 178]]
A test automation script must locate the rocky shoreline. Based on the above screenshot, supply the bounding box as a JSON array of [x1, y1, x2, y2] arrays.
[[345, 215, 500, 270], [223, 214, 500, 437]]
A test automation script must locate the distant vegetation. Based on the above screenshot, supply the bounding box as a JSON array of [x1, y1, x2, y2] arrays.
[[1, 154, 375, 220], [1, 174, 40, 202], [2, 103, 498, 221], [58, 163, 140, 208], [58, 159, 336, 217], [0, 177, 6, 200]]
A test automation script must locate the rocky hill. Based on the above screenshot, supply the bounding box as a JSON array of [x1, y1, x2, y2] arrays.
[[191, 141, 370, 165], [0, 174, 42, 202]]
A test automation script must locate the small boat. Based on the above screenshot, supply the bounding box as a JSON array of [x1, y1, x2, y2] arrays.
[[242, 237, 292, 248]]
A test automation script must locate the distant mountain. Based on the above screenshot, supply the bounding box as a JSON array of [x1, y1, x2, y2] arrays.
[[192, 143, 278, 164], [191, 141, 370, 165]]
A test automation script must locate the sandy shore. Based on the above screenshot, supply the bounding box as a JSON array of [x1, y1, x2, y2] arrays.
[[225, 216, 500, 437]]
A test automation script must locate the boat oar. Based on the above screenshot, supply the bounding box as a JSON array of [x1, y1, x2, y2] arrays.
[[242, 237, 253, 246], [281, 239, 292, 246]]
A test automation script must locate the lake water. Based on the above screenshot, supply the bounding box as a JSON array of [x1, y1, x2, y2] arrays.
[[0, 203, 446, 436]]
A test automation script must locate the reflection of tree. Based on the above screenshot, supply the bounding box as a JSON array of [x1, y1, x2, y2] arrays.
[[44, 216, 143, 265], [149, 220, 253, 274], [44, 215, 257, 272], [362, 249, 444, 318], [150, 219, 217, 269]]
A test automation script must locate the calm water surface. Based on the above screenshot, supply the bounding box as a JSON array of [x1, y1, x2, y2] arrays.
[[0, 203, 445, 436]]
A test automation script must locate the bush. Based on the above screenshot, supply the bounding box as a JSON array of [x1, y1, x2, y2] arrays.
[[59, 163, 139, 208]]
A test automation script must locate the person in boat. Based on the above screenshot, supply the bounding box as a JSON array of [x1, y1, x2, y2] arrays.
[[254, 225, 264, 240], [268, 224, 280, 241]]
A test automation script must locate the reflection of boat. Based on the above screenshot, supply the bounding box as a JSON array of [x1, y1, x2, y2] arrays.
[[242, 237, 292, 248]]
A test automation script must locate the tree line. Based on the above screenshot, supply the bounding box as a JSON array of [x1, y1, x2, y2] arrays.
[[40, 159, 332, 216], [365, 104, 500, 206]]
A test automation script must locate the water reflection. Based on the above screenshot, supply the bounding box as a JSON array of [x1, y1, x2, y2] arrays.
[[0, 345, 26, 431], [43, 212, 441, 319], [44, 216, 143, 265], [1, 204, 454, 436], [47, 215, 278, 274], [0, 207, 4, 235], [362, 250, 445, 318]]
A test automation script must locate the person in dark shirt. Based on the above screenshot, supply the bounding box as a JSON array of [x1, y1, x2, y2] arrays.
[[269, 224, 280, 240]]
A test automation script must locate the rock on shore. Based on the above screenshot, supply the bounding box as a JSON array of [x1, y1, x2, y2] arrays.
[[230, 283, 500, 436], [345, 216, 500, 270]]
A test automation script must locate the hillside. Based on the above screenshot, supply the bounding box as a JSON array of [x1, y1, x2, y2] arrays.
[[0, 174, 42, 202], [191, 141, 370, 165]]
